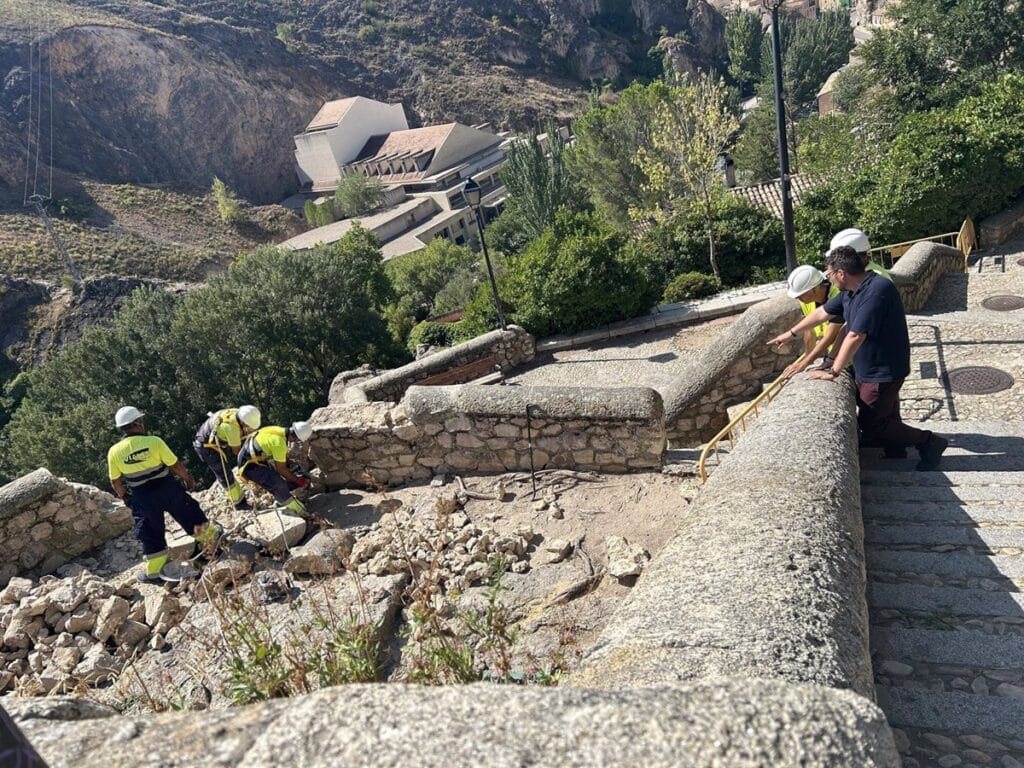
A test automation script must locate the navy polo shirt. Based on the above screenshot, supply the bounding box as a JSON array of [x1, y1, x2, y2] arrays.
[[822, 272, 910, 382]]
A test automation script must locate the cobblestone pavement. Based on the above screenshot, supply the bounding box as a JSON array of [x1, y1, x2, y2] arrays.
[[864, 235, 1024, 768]]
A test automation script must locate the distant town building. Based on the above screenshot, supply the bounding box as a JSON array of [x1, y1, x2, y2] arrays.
[[284, 96, 527, 259]]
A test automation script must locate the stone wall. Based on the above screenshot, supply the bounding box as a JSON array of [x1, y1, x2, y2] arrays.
[[979, 196, 1024, 247], [571, 373, 877, 698], [0, 469, 130, 589], [660, 294, 802, 445], [330, 326, 535, 405], [308, 384, 665, 487], [891, 241, 967, 311]]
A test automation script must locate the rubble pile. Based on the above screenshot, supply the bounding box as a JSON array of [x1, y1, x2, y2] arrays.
[[349, 488, 533, 592], [0, 571, 182, 697]]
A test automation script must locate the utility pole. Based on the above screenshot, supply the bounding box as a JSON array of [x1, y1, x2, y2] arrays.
[[763, 0, 797, 272]]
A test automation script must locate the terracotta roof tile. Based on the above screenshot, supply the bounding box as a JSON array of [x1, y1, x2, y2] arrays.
[[306, 97, 360, 131], [729, 174, 822, 219]]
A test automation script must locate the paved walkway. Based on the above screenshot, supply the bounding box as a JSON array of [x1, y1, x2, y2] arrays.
[[862, 236, 1024, 768]]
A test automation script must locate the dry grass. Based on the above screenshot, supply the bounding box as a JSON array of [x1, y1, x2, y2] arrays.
[[0, 0, 138, 40], [0, 181, 302, 281]]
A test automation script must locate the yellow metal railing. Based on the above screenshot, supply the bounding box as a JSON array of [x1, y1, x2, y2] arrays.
[[698, 356, 804, 482], [867, 218, 976, 271]]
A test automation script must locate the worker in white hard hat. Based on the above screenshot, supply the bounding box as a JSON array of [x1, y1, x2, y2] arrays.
[[193, 405, 261, 510], [785, 265, 843, 355], [828, 228, 892, 281], [107, 406, 222, 583], [237, 421, 314, 517]]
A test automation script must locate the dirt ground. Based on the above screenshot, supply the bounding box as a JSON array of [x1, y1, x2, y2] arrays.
[[308, 466, 693, 677]]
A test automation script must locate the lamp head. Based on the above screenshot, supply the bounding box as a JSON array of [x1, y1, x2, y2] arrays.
[[462, 178, 482, 207]]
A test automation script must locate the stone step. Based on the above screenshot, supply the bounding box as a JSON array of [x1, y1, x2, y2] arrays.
[[867, 582, 1024, 617], [867, 549, 1024, 579], [860, 455, 1024, 472], [861, 470, 1024, 486], [862, 502, 1024, 525], [871, 627, 1024, 671], [862, 485, 1024, 503], [865, 524, 1024, 548], [878, 686, 1024, 742]]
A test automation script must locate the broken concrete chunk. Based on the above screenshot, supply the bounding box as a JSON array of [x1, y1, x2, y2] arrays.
[[605, 536, 650, 580]]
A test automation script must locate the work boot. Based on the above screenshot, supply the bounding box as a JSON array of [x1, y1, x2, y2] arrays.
[[916, 433, 949, 471], [234, 498, 252, 511], [883, 446, 909, 459]]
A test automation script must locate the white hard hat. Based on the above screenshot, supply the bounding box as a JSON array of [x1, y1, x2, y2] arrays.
[[786, 265, 826, 298], [114, 406, 145, 429], [237, 405, 261, 430], [828, 227, 870, 254], [291, 421, 313, 442]]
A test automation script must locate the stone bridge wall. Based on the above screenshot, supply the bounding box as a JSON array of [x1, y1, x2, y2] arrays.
[[0, 469, 130, 588], [891, 241, 968, 311], [308, 384, 665, 488], [330, 326, 535, 405], [660, 294, 802, 445], [572, 374, 878, 697]]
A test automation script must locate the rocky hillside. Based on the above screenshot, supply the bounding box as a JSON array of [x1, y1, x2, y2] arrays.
[[0, 0, 727, 205]]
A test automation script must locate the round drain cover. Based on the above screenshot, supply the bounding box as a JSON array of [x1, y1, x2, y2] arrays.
[[981, 294, 1024, 311], [945, 366, 1015, 395]]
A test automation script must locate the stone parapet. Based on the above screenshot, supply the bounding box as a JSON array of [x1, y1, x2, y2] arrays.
[[13, 677, 899, 767], [329, 326, 535, 405], [660, 293, 802, 444], [891, 241, 966, 311], [308, 384, 665, 488], [571, 373, 876, 698], [0, 469, 130, 587], [979, 196, 1024, 247]]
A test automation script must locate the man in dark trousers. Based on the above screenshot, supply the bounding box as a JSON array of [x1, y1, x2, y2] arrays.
[[770, 246, 948, 470], [108, 406, 222, 582]]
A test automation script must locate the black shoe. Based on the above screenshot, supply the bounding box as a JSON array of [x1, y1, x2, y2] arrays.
[[916, 434, 949, 471], [883, 446, 908, 459], [234, 499, 252, 511]]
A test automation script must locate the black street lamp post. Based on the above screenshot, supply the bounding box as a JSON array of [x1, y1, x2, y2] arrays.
[[763, 0, 798, 272], [462, 178, 507, 330]]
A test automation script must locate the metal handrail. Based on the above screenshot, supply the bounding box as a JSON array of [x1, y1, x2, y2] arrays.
[[697, 355, 804, 482], [867, 218, 975, 271]]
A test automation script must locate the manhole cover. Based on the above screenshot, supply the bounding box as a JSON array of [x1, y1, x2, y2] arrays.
[[945, 366, 1015, 395], [981, 294, 1024, 311]]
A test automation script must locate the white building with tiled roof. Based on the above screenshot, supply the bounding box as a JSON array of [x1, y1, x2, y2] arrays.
[[286, 96, 518, 259]]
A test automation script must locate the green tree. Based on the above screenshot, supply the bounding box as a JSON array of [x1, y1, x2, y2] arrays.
[[635, 73, 739, 281], [212, 177, 244, 225], [1, 289, 189, 487], [383, 239, 480, 342], [1, 227, 407, 485], [570, 81, 676, 229], [759, 12, 854, 113], [499, 211, 658, 337], [725, 12, 762, 92], [333, 175, 385, 219], [498, 124, 585, 245], [860, 0, 1024, 112], [731, 85, 797, 184]]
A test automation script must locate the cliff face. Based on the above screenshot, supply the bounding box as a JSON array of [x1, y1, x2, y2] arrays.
[[0, 22, 338, 203], [0, 0, 727, 204]]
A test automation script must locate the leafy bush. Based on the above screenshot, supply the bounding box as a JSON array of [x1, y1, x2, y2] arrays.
[[211, 177, 243, 225], [663, 272, 721, 302], [406, 320, 457, 353], [333, 175, 384, 219], [499, 211, 659, 337], [636, 196, 785, 290], [383, 239, 479, 343]]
